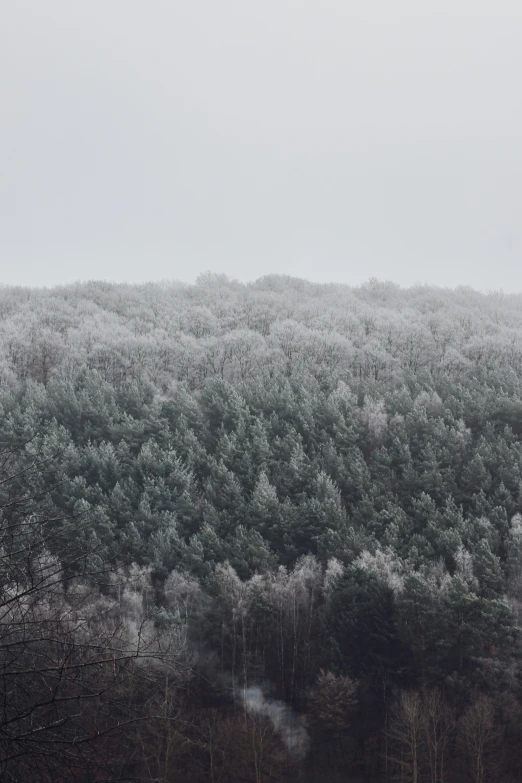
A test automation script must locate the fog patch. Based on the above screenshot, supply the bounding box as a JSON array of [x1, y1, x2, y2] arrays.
[[241, 686, 310, 760]]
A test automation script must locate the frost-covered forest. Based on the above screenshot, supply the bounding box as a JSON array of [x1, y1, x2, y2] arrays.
[[2, 274, 522, 782]]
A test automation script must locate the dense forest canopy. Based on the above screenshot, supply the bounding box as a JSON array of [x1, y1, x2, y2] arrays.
[[2, 274, 522, 782]]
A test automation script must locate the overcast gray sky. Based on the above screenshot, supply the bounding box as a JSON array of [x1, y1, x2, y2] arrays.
[[1, 1, 521, 291]]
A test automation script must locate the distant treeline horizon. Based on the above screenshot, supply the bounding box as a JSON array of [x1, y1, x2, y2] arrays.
[[1, 272, 522, 392]]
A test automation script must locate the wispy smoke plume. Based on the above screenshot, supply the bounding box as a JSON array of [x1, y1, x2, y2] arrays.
[[241, 686, 310, 760]]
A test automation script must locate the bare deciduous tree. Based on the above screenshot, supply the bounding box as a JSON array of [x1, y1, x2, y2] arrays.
[[458, 695, 498, 783], [386, 691, 424, 783]]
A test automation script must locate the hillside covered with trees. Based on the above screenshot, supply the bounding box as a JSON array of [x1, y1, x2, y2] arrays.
[[2, 275, 522, 782]]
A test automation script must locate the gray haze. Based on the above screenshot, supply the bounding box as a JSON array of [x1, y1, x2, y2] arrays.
[[1, 1, 521, 291]]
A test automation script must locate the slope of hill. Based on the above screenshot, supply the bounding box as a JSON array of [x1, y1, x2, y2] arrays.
[[1, 275, 522, 781]]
